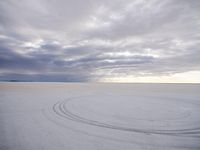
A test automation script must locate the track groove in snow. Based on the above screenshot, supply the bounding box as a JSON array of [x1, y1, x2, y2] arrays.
[[51, 96, 200, 138]]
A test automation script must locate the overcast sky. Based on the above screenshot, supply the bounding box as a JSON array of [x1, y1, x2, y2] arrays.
[[0, 0, 200, 82]]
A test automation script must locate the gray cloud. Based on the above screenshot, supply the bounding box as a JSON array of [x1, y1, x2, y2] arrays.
[[0, 0, 200, 81]]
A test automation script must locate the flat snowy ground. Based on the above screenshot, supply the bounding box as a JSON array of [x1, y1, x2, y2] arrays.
[[0, 83, 200, 150]]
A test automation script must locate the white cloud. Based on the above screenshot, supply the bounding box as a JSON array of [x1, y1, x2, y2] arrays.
[[0, 0, 200, 82]]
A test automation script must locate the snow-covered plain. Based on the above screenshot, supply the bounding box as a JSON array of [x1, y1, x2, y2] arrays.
[[0, 83, 200, 150]]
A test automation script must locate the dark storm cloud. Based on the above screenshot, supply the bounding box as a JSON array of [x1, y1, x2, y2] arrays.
[[0, 0, 200, 81]]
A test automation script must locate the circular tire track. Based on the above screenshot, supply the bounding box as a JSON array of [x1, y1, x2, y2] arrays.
[[52, 97, 200, 138]]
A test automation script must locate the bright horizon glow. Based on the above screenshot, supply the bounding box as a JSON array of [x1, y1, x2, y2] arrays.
[[101, 71, 200, 83]]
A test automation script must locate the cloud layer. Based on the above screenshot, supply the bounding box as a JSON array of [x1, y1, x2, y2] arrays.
[[0, 0, 200, 82]]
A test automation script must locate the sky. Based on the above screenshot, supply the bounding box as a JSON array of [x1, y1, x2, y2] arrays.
[[0, 0, 200, 82]]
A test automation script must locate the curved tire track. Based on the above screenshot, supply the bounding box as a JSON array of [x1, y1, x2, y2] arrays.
[[52, 98, 200, 138]]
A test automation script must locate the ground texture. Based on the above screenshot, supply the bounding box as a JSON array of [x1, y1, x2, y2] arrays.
[[0, 83, 200, 150]]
